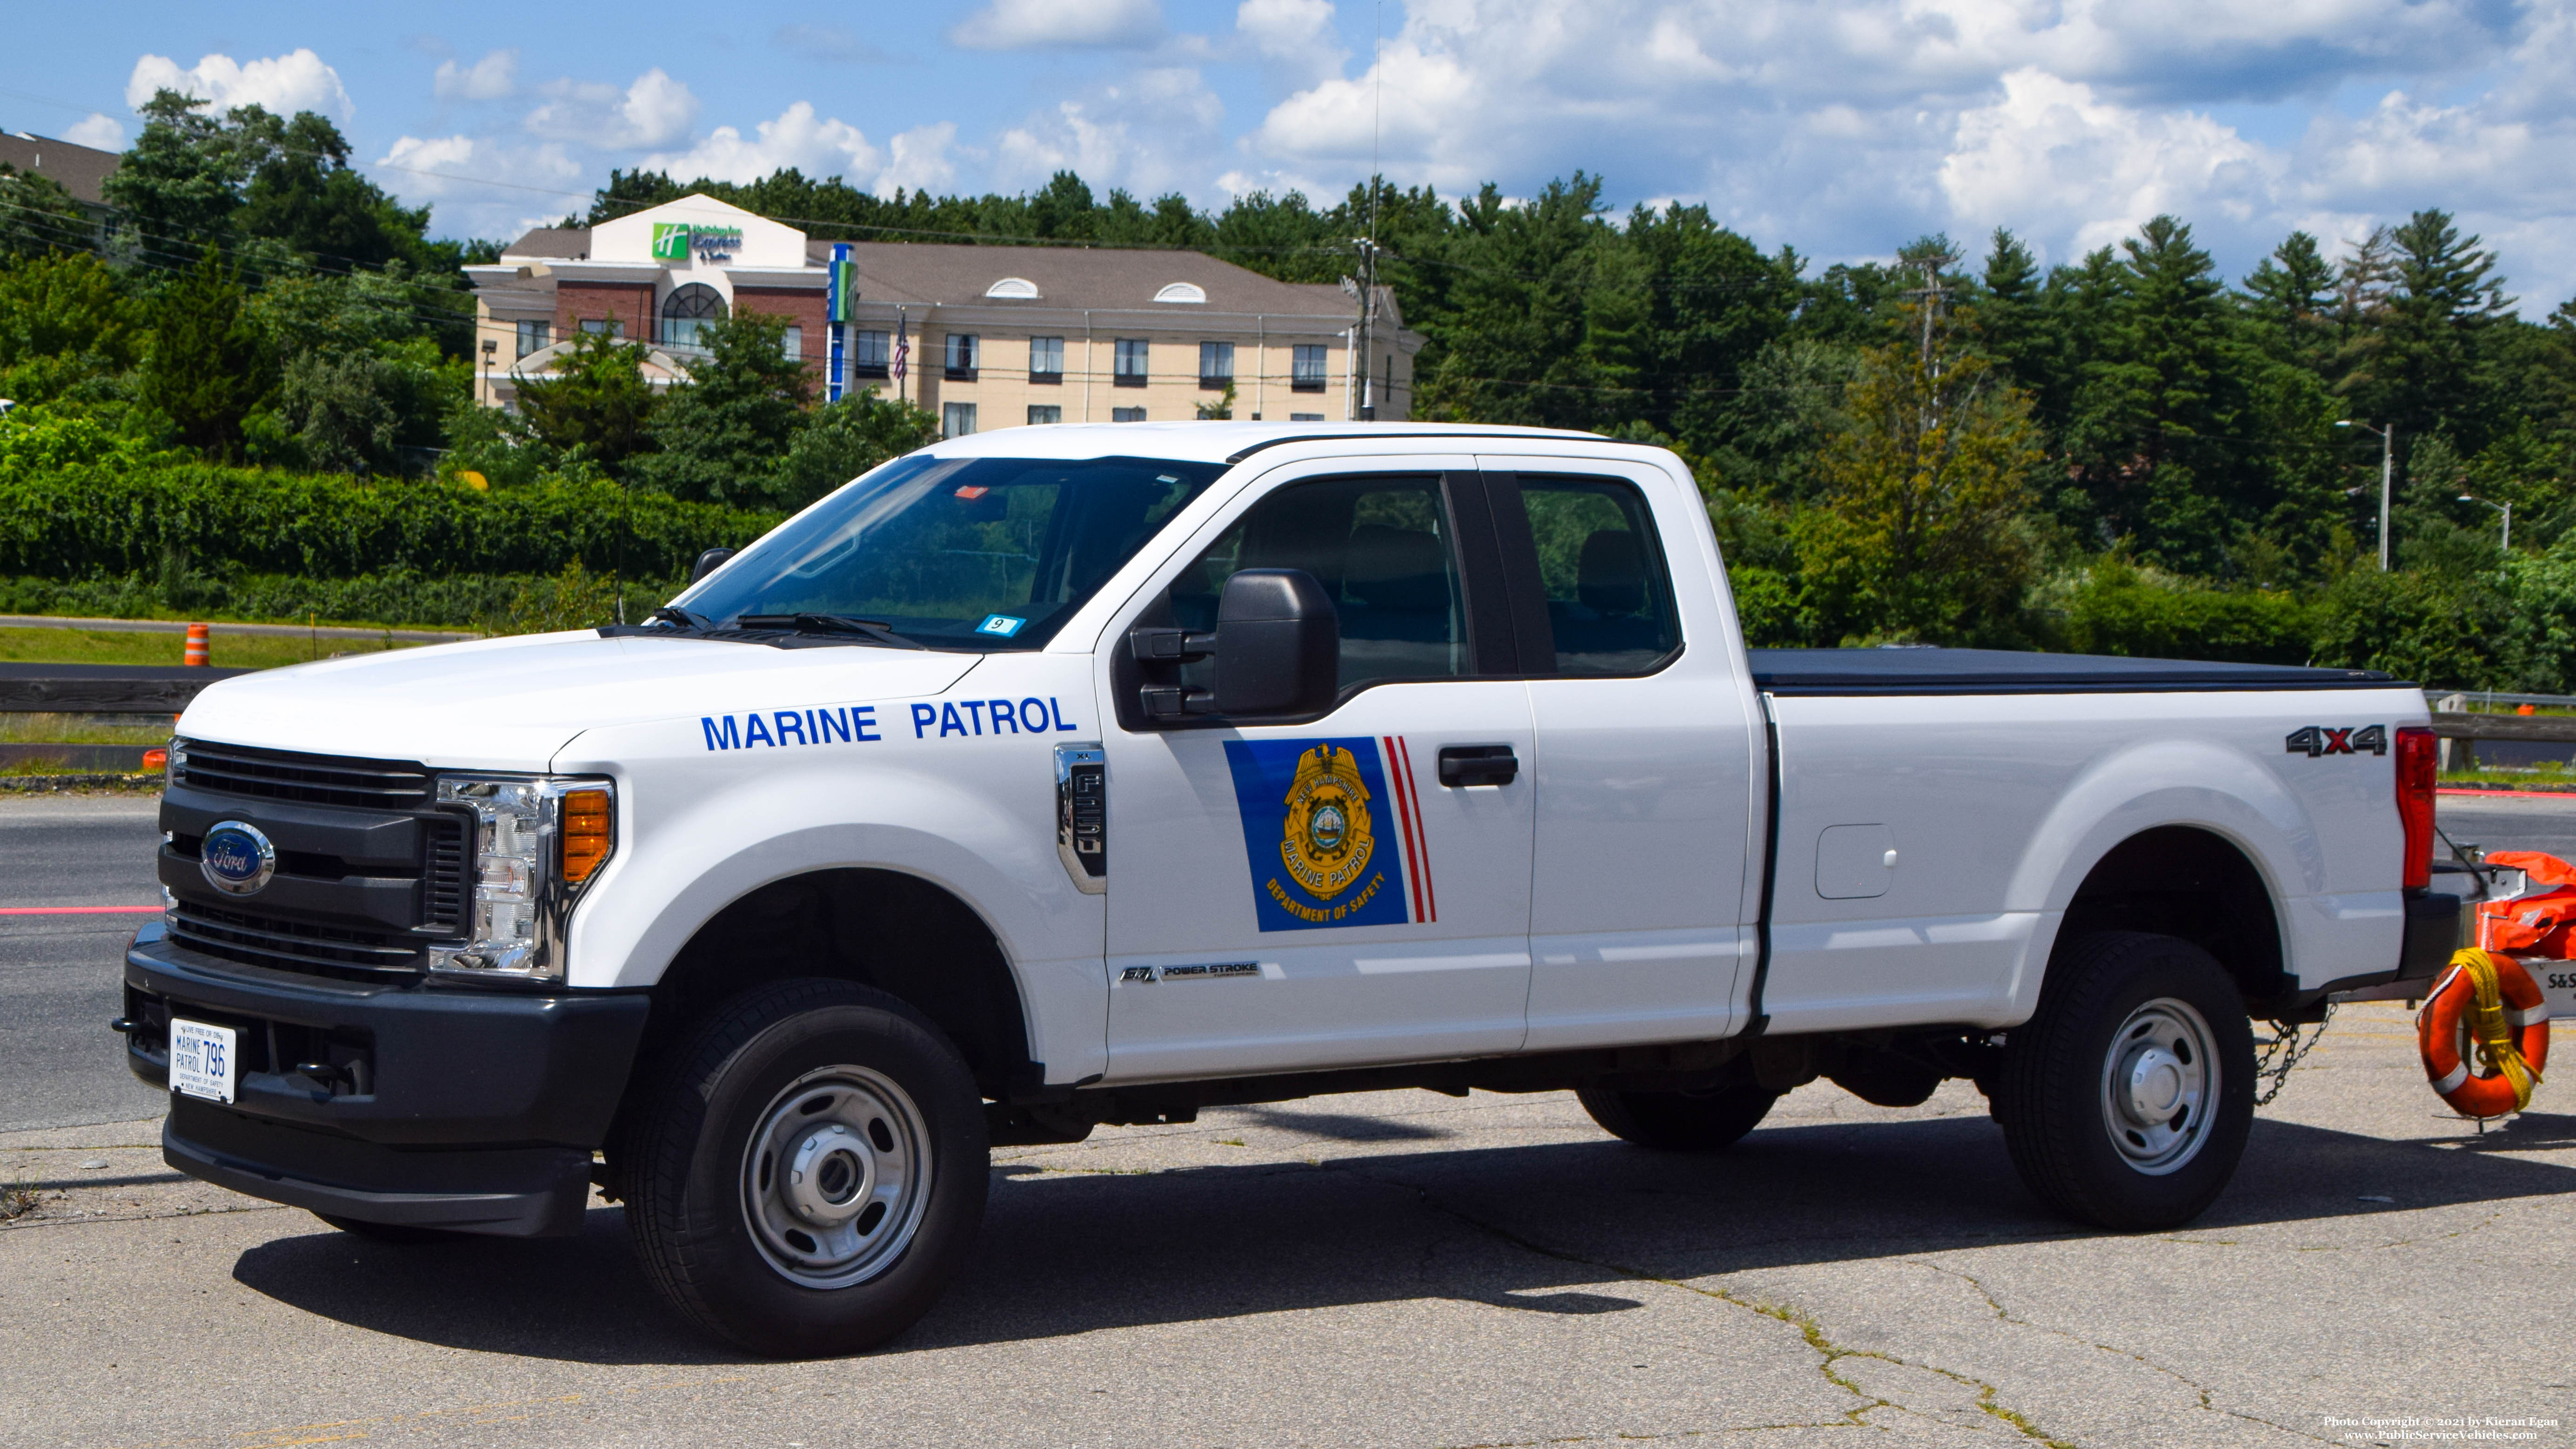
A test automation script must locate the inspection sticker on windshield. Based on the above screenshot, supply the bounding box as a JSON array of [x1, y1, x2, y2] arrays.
[[168, 1018, 237, 1104], [975, 614, 1026, 637]]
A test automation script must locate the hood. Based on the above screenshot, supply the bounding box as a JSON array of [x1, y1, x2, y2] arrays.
[[177, 630, 985, 769]]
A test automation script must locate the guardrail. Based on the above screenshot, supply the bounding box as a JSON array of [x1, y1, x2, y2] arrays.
[[0, 676, 241, 713]]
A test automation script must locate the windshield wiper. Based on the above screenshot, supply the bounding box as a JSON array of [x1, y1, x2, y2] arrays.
[[644, 606, 708, 630], [734, 613, 927, 650]]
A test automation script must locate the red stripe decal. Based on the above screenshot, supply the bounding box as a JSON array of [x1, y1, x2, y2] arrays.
[[0, 906, 162, 915], [1382, 736, 1426, 923], [1395, 735, 1436, 923]]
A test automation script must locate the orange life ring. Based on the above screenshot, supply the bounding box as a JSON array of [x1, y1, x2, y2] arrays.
[[2418, 949, 2549, 1119]]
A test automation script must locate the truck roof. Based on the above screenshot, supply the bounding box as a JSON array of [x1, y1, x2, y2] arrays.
[[919, 420, 1630, 467]]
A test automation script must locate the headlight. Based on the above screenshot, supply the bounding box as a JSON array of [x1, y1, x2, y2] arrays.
[[428, 775, 615, 983]]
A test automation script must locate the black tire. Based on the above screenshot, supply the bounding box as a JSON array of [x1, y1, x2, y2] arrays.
[[1996, 931, 2255, 1231], [313, 1212, 466, 1245], [1577, 1080, 1782, 1150], [625, 979, 989, 1357]]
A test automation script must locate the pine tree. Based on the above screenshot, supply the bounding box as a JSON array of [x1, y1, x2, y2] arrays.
[[136, 247, 270, 455]]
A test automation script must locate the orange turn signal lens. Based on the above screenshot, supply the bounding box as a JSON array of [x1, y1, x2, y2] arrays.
[[560, 788, 612, 885]]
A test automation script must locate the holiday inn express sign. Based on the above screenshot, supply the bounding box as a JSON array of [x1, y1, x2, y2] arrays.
[[651, 222, 745, 264]]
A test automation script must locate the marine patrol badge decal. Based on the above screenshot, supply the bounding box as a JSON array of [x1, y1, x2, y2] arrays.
[[1223, 736, 1435, 931]]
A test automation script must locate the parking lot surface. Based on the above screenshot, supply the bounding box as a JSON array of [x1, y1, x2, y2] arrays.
[[3, 791, 2570, 1449]]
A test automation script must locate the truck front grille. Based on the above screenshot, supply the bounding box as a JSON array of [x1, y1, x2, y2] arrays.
[[174, 740, 431, 809], [169, 901, 426, 982], [421, 815, 469, 933]]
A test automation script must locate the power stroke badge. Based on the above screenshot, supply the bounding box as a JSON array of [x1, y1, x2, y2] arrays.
[[1223, 736, 1437, 932]]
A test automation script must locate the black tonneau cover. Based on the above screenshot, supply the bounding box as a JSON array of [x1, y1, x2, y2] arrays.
[[1749, 647, 2400, 696]]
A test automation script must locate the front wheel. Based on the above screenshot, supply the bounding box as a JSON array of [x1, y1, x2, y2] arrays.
[[624, 979, 989, 1357], [1995, 931, 2255, 1230]]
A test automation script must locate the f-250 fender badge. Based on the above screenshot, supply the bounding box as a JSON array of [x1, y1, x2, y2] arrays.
[[2285, 724, 2388, 757], [1223, 735, 1436, 931]]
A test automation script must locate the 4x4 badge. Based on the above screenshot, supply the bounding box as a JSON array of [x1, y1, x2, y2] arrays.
[[2285, 724, 2388, 757]]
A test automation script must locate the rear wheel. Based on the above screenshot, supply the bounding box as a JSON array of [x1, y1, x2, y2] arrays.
[[625, 979, 989, 1357], [1996, 931, 2255, 1230], [1577, 1080, 1782, 1150]]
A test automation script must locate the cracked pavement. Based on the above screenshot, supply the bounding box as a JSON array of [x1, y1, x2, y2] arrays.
[[4, 1001, 2571, 1449]]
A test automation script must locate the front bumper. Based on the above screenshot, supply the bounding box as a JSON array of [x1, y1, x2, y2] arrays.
[[125, 923, 649, 1236]]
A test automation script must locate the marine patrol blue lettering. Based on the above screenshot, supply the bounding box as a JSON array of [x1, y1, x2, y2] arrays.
[[700, 707, 889, 751], [1051, 698, 1078, 732], [963, 701, 987, 735], [775, 711, 808, 747], [818, 708, 852, 744], [852, 707, 880, 741], [911, 703, 937, 738], [743, 714, 776, 748], [940, 702, 969, 737], [987, 699, 1020, 734], [1020, 697, 1046, 732], [702, 716, 741, 751]]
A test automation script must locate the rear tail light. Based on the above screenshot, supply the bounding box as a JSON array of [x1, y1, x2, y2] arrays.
[[2395, 725, 2436, 889]]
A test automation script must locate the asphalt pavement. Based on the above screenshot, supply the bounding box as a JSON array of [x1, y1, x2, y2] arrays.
[[2, 790, 2572, 1448], [0, 793, 165, 1131]]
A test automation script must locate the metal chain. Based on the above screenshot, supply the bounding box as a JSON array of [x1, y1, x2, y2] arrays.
[[2252, 1002, 2336, 1107]]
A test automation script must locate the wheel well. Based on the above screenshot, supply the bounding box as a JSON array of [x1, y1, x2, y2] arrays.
[[2055, 827, 2286, 1012], [639, 868, 1037, 1101]]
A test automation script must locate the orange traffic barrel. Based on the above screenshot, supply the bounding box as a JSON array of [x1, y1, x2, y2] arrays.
[[183, 622, 209, 666]]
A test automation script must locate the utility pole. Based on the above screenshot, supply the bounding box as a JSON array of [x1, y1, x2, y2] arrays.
[[2461, 493, 2510, 552], [1348, 236, 1381, 421], [1897, 249, 1958, 429], [2337, 420, 2396, 570]]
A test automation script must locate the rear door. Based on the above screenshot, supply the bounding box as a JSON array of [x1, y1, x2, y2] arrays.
[[1097, 459, 1538, 1081], [1474, 455, 1768, 1049]]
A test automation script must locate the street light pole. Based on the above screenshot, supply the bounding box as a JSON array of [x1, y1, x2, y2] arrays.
[[2337, 419, 2396, 571], [2460, 494, 2510, 552]]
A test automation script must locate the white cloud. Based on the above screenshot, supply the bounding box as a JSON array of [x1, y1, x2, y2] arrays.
[[879, 124, 961, 197], [435, 49, 519, 102], [374, 134, 585, 240], [61, 113, 125, 150], [126, 49, 354, 120], [643, 102, 882, 186], [950, 0, 1163, 51], [995, 67, 1225, 198], [1238, 0, 1345, 88], [1940, 69, 2276, 256], [523, 68, 700, 149]]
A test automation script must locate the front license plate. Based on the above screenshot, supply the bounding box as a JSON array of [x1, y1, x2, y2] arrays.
[[168, 1018, 238, 1104]]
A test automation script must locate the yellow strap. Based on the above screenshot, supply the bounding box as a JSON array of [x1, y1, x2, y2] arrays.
[[2452, 949, 2543, 1112]]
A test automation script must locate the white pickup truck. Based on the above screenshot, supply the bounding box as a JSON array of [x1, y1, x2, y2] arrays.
[[123, 422, 2456, 1355]]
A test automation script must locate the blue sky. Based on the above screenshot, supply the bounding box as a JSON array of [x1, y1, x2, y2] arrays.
[[8, 1, 2576, 311]]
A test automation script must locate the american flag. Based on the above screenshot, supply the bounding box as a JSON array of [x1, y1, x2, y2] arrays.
[[891, 319, 909, 387]]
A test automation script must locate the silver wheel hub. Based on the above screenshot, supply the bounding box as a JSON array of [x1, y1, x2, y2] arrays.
[[740, 1067, 932, 1289], [2099, 998, 2218, 1176]]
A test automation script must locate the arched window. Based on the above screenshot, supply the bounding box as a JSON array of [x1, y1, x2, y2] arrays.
[[985, 277, 1039, 299], [661, 282, 727, 351], [1153, 282, 1207, 304]]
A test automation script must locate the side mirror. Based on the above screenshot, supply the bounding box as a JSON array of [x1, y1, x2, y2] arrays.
[[1213, 568, 1338, 717], [689, 547, 735, 583]]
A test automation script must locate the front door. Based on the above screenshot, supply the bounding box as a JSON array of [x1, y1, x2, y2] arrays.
[[1101, 465, 1537, 1081]]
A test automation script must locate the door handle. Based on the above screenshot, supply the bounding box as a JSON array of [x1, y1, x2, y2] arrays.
[[1437, 744, 1518, 788]]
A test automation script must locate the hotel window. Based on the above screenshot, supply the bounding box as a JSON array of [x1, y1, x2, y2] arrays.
[[580, 317, 625, 338], [1290, 413, 1325, 421], [1112, 407, 1146, 422], [944, 333, 978, 380], [1198, 341, 1233, 389], [850, 329, 890, 378], [515, 320, 549, 358], [1291, 344, 1327, 391], [1027, 404, 1062, 426], [660, 283, 725, 351], [783, 326, 802, 362], [943, 402, 978, 437], [1114, 338, 1148, 387], [1029, 335, 1064, 382]]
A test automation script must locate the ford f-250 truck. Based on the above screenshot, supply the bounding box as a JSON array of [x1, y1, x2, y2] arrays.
[[121, 422, 2457, 1356]]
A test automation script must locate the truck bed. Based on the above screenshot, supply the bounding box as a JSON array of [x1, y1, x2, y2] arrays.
[[1748, 648, 2398, 696]]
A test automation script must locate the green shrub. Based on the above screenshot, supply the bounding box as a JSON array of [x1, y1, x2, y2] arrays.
[[2040, 562, 2315, 664], [0, 462, 779, 582]]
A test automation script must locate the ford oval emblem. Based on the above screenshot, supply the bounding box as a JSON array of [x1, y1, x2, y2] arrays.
[[200, 821, 275, 896]]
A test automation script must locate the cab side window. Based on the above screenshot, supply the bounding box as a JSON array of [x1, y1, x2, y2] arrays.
[[1172, 474, 1467, 694], [1517, 475, 1679, 675]]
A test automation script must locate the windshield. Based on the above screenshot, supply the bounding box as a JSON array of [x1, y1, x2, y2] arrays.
[[675, 454, 1228, 650]]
